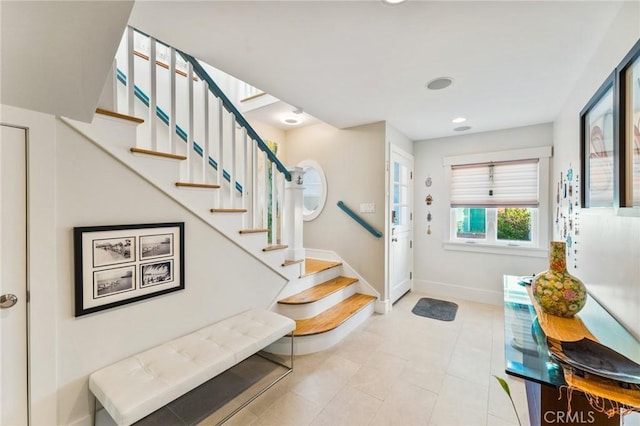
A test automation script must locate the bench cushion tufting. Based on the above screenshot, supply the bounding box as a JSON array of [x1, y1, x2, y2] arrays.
[[89, 309, 295, 426]]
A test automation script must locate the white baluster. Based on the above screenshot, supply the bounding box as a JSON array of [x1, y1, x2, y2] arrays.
[[149, 37, 157, 151], [242, 128, 248, 226], [229, 114, 236, 208], [271, 162, 277, 245], [252, 143, 258, 228], [217, 98, 223, 207], [126, 27, 135, 117], [279, 170, 286, 245], [169, 47, 176, 154], [202, 81, 209, 184], [263, 154, 268, 230], [187, 62, 194, 182]]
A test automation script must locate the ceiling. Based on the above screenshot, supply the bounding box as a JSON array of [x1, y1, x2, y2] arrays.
[[129, 1, 627, 141]]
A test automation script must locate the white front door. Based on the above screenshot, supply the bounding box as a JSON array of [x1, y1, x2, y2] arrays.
[[0, 124, 28, 425], [389, 147, 413, 304]]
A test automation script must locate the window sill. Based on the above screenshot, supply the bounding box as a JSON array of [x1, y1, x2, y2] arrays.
[[443, 241, 548, 258]]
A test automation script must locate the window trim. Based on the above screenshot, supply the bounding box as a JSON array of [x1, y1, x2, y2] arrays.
[[444, 146, 552, 251]]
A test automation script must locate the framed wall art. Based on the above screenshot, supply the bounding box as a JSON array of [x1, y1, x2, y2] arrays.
[[580, 72, 618, 208], [617, 38, 640, 207], [74, 222, 184, 317]]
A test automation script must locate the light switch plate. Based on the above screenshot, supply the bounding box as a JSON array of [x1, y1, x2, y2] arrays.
[[359, 203, 376, 213]]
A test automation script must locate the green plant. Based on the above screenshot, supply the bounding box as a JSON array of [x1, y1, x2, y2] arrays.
[[493, 375, 522, 426], [497, 208, 531, 241]]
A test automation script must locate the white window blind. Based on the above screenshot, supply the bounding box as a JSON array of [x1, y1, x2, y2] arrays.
[[450, 159, 539, 207]]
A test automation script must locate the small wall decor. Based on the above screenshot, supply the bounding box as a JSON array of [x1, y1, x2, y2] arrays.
[[425, 194, 433, 205], [74, 222, 184, 317], [556, 165, 581, 269], [425, 175, 432, 187]]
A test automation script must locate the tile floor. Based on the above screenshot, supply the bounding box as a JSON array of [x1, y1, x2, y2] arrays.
[[201, 291, 531, 426]]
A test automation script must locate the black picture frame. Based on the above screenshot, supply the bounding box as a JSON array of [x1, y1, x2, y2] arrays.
[[580, 72, 619, 208], [616, 38, 640, 207], [74, 222, 184, 317]]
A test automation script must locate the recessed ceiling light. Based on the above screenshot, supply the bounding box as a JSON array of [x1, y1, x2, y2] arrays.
[[426, 77, 453, 90], [454, 126, 472, 132], [282, 115, 301, 125], [382, 0, 407, 4], [452, 117, 466, 124]]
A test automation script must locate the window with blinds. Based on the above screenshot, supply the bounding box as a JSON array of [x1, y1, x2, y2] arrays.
[[449, 158, 540, 246], [450, 159, 539, 208]]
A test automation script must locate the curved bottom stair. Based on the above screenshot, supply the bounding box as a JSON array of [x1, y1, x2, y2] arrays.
[[267, 258, 377, 355]]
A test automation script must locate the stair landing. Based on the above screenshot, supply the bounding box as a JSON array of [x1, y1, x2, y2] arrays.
[[303, 258, 342, 276], [293, 293, 376, 337]]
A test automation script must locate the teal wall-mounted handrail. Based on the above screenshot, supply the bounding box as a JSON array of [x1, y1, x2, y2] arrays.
[[178, 51, 291, 182], [337, 201, 383, 239]]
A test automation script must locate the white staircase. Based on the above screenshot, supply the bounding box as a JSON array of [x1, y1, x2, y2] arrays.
[[62, 26, 379, 355]]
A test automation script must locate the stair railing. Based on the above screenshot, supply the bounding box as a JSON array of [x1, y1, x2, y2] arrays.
[[113, 26, 296, 250]]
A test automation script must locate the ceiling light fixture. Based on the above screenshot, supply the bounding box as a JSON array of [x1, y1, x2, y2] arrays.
[[426, 77, 453, 90], [382, 0, 407, 4], [282, 115, 301, 125], [454, 126, 472, 132], [452, 117, 466, 124]]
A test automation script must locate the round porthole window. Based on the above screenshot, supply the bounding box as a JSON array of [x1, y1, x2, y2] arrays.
[[298, 160, 327, 221]]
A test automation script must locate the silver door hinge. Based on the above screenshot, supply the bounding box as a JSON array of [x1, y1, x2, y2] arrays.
[[410, 272, 413, 279], [410, 240, 413, 249]]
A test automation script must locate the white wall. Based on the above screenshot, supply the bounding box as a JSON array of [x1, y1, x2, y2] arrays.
[[251, 120, 287, 164], [284, 121, 386, 295], [386, 123, 413, 155], [54, 121, 287, 424], [553, 1, 640, 339], [413, 123, 553, 305]]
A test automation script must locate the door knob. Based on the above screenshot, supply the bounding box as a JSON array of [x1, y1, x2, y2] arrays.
[[0, 294, 18, 309]]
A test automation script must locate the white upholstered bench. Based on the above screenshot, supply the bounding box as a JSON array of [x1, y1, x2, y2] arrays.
[[89, 309, 295, 426]]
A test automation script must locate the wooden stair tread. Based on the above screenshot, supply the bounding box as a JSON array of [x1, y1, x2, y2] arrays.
[[293, 294, 376, 337], [130, 147, 186, 161], [96, 108, 144, 124], [210, 208, 247, 213], [175, 182, 220, 189], [303, 258, 342, 276], [282, 259, 304, 267], [278, 276, 358, 305], [239, 229, 269, 234], [263, 244, 288, 252]]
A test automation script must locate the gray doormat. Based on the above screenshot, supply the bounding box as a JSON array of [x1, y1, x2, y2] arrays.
[[412, 298, 458, 321]]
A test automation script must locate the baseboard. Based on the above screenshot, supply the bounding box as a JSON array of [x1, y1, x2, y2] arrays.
[[375, 298, 391, 314], [413, 279, 502, 306]]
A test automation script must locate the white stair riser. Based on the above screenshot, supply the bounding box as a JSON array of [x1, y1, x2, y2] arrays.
[[279, 266, 344, 298], [275, 284, 357, 320], [265, 301, 375, 356]]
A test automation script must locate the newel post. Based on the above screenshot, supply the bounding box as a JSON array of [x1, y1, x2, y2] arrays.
[[284, 167, 305, 261]]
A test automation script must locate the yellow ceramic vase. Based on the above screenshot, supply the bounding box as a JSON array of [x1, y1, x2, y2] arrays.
[[532, 241, 587, 318]]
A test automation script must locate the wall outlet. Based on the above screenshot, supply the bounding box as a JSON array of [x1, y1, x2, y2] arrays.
[[359, 203, 376, 213]]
